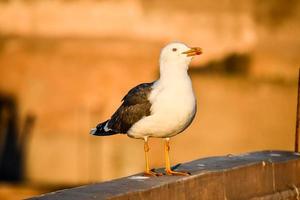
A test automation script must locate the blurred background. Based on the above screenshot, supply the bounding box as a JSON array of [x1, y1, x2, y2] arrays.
[[0, 0, 300, 199]]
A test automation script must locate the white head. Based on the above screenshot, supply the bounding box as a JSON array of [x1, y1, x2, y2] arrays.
[[159, 42, 202, 73]]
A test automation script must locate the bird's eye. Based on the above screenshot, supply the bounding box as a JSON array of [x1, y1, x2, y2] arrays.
[[172, 48, 177, 52]]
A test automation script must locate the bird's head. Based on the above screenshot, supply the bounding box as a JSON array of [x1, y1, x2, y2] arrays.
[[159, 42, 202, 67]]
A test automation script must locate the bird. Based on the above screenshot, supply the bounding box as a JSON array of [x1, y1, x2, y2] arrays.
[[90, 42, 202, 176]]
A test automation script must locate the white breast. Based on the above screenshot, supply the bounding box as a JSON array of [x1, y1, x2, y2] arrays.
[[127, 74, 196, 139]]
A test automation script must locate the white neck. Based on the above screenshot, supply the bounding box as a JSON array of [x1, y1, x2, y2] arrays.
[[159, 61, 190, 84]]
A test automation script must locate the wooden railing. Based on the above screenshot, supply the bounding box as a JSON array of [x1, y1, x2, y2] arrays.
[[28, 150, 300, 200]]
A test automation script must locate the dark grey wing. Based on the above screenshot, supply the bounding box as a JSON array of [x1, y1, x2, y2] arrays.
[[107, 82, 154, 133]]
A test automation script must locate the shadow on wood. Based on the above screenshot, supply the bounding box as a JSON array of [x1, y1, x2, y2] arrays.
[[28, 150, 300, 200]]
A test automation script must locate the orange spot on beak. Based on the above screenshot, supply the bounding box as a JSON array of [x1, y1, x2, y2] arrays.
[[182, 47, 203, 57]]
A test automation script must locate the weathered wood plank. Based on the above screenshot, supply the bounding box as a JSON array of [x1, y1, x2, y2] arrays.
[[28, 150, 300, 200]]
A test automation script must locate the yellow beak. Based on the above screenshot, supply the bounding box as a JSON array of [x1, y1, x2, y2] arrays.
[[182, 47, 202, 57]]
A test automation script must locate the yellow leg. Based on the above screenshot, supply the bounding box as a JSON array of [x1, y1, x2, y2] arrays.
[[164, 138, 190, 176], [143, 137, 162, 176]]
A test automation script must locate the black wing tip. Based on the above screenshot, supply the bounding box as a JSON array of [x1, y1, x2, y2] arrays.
[[90, 121, 119, 136], [90, 128, 98, 135], [90, 127, 118, 136]]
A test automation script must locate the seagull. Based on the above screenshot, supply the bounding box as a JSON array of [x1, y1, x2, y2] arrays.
[[90, 42, 202, 176]]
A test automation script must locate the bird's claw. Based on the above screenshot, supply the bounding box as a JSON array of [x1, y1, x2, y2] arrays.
[[144, 169, 163, 177], [165, 169, 191, 176]]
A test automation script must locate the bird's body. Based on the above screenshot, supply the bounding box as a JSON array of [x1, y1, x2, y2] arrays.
[[128, 72, 196, 139], [91, 42, 202, 176]]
